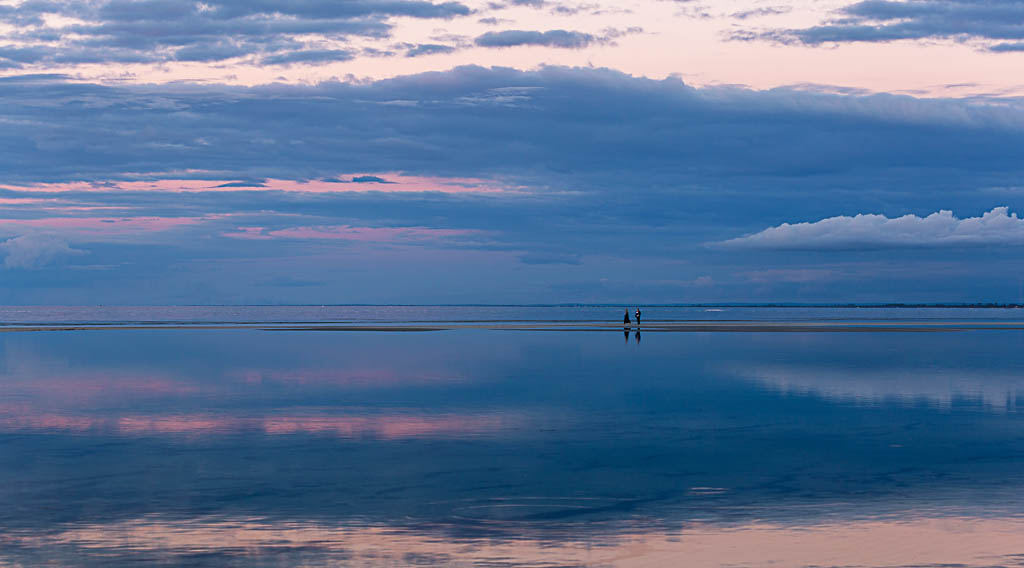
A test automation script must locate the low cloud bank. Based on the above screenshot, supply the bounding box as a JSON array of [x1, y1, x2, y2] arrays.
[[716, 207, 1024, 250], [0, 235, 87, 269]]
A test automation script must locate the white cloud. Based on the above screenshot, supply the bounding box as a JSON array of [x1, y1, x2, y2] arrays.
[[716, 207, 1024, 250], [0, 234, 87, 269]]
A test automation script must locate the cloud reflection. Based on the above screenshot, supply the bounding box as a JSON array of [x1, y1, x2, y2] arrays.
[[729, 364, 1024, 411]]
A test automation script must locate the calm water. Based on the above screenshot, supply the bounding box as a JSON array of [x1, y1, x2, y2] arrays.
[[2, 307, 1024, 566]]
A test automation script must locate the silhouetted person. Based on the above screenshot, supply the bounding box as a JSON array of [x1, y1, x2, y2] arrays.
[[623, 309, 631, 326], [635, 308, 642, 325]]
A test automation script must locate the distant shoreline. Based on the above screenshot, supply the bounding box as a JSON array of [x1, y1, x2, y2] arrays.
[[1, 303, 1023, 309], [4, 321, 1024, 333]]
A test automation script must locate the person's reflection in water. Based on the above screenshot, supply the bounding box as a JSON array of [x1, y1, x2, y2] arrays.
[[624, 329, 630, 343], [635, 329, 641, 344]]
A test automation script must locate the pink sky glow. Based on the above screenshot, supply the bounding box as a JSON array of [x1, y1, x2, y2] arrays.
[[0, 174, 510, 195], [0, 0, 1021, 97]]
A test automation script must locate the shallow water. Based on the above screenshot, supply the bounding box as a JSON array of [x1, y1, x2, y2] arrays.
[[2, 308, 1024, 566]]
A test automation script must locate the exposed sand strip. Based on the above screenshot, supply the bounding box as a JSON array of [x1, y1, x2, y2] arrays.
[[3, 321, 1024, 332]]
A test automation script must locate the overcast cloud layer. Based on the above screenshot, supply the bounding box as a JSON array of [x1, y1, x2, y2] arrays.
[[2, 1, 1024, 304], [0, 66, 1023, 303]]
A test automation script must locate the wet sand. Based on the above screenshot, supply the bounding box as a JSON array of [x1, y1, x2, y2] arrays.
[[3, 320, 1024, 332]]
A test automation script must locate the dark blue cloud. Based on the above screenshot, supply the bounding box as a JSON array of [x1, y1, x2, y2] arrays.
[[1, 66, 1024, 303], [405, 43, 458, 57], [743, 0, 1024, 51], [730, 6, 791, 19], [350, 176, 397, 184], [0, 0, 469, 67], [475, 29, 596, 48], [260, 49, 356, 65], [1, 66, 1020, 195], [990, 41, 1024, 51], [213, 181, 268, 188]]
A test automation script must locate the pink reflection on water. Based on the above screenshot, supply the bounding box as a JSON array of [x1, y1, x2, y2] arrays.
[[0, 410, 102, 432], [0, 409, 519, 439], [0, 374, 202, 406], [117, 416, 235, 435], [14, 515, 1024, 567], [261, 414, 508, 439]]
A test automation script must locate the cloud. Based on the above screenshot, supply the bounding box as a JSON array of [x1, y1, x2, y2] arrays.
[[486, 0, 547, 7], [260, 49, 356, 65], [0, 235, 88, 269], [2, 66, 1021, 188], [350, 175, 396, 184], [404, 43, 457, 57], [0, 66, 1023, 303], [990, 41, 1024, 52], [716, 207, 1024, 250], [744, 0, 1024, 52], [474, 29, 597, 48], [730, 6, 792, 19], [214, 181, 267, 188], [0, 0, 470, 67]]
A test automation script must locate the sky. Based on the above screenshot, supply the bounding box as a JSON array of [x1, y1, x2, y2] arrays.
[[1, 0, 1023, 304]]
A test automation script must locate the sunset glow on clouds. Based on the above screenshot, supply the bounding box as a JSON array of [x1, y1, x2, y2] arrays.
[[0, 0, 1023, 303], [0, 173, 509, 194]]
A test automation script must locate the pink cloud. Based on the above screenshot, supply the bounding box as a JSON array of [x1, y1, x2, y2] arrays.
[[0, 173, 510, 195]]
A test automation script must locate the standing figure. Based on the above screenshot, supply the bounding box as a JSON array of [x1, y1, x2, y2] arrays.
[[634, 308, 642, 325], [623, 309, 631, 326]]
